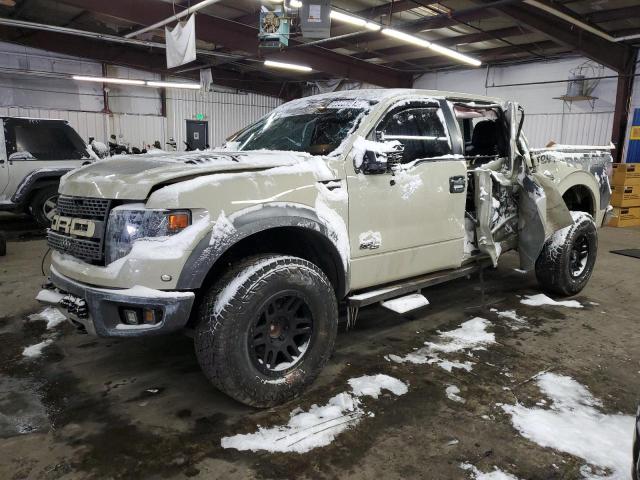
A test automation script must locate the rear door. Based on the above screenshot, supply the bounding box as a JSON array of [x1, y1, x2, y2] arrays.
[[347, 99, 467, 290], [3, 118, 91, 199]]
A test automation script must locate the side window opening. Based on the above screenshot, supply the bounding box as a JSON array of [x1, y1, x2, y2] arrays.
[[5, 119, 89, 160], [454, 105, 509, 168], [377, 105, 452, 164]]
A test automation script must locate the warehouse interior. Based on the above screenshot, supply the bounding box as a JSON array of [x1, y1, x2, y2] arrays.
[[1, 0, 640, 479]]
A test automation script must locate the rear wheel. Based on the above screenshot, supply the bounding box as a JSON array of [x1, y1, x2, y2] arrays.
[[535, 211, 597, 296], [29, 185, 59, 228], [195, 255, 338, 407]]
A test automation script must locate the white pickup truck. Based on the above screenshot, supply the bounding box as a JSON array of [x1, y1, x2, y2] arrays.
[[39, 89, 612, 407]]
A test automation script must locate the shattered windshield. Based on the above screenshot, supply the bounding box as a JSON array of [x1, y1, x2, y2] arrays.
[[228, 98, 371, 156]]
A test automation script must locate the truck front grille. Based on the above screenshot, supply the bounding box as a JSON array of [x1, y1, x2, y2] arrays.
[[48, 231, 103, 263], [48, 195, 112, 264], [57, 195, 111, 220]]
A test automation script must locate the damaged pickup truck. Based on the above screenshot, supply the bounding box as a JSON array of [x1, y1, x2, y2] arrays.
[[39, 89, 612, 407]]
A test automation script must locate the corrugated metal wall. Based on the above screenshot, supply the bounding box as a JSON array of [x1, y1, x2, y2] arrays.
[[524, 111, 614, 148], [166, 89, 282, 149], [1, 89, 282, 152], [109, 114, 167, 149]]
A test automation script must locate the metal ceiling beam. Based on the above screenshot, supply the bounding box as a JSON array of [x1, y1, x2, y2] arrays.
[[0, 27, 289, 97], [613, 27, 640, 39], [586, 6, 640, 24], [56, 0, 412, 87], [483, 0, 635, 73], [351, 26, 531, 61]]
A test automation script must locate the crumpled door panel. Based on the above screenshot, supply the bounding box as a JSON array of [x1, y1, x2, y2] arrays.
[[517, 168, 572, 270]]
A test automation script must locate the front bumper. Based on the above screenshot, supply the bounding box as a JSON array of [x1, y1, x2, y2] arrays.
[[41, 266, 195, 338]]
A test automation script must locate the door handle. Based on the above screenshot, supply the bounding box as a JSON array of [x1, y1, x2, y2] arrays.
[[449, 175, 466, 193], [0, 159, 4, 164]]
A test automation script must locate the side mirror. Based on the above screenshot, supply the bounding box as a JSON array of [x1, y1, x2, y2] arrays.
[[9, 151, 34, 161], [360, 142, 404, 175]]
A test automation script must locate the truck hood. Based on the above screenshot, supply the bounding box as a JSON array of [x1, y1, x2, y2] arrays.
[[59, 150, 314, 200]]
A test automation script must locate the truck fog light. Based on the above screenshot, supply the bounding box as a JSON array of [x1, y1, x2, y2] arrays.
[[122, 309, 140, 325]]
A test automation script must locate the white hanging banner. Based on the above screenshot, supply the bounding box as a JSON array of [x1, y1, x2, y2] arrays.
[[165, 15, 197, 69]]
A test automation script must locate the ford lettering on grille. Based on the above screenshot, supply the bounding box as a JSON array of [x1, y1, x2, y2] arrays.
[[47, 196, 111, 264]]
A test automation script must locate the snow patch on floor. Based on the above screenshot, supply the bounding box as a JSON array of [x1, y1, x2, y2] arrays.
[[22, 339, 53, 358], [348, 374, 408, 398], [490, 309, 528, 330], [461, 463, 521, 480], [386, 317, 495, 372], [520, 293, 583, 309], [445, 385, 465, 403], [501, 372, 634, 479], [28, 307, 67, 330], [221, 374, 407, 453]]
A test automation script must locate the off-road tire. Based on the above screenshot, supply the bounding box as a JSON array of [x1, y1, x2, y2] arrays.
[[195, 254, 338, 408], [535, 211, 597, 296], [29, 185, 59, 228]]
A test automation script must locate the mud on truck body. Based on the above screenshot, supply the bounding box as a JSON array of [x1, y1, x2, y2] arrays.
[[39, 89, 612, 407]]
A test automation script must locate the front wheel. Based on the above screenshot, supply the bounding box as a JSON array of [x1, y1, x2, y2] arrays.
[[29, 185, 59, 228], [195, 255, 338, 407], [535, 211, 598, 296]]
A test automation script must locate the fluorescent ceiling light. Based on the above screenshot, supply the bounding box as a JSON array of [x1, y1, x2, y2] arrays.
[[382, 28, 430, 48], [428, 43, 482, 67], [330, 10, 380, 31], [72, 75, 145, 85], [264, 59, 312, 72], [289, 0, 302, 6], [381, 28, 481, 67], [146, 81, 201, 89]]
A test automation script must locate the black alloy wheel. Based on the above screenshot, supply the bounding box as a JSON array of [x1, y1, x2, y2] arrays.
[[249, 292, 314, 374]]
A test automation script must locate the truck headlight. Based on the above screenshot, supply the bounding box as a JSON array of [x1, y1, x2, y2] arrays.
[[105, 206, 191, 265]]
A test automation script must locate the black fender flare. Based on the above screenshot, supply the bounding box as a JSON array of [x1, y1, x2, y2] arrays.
[[11, 168, 72, 204], [176, 204, 348, 297]]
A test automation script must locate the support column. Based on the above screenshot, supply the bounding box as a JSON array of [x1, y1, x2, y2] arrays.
[[611, 51, 638, 162]]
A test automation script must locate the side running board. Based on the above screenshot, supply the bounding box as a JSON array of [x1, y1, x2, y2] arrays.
[[346, 259, 492, 328]]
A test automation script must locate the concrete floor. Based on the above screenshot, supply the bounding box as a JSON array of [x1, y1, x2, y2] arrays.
[[0, 219, 639, 480]]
